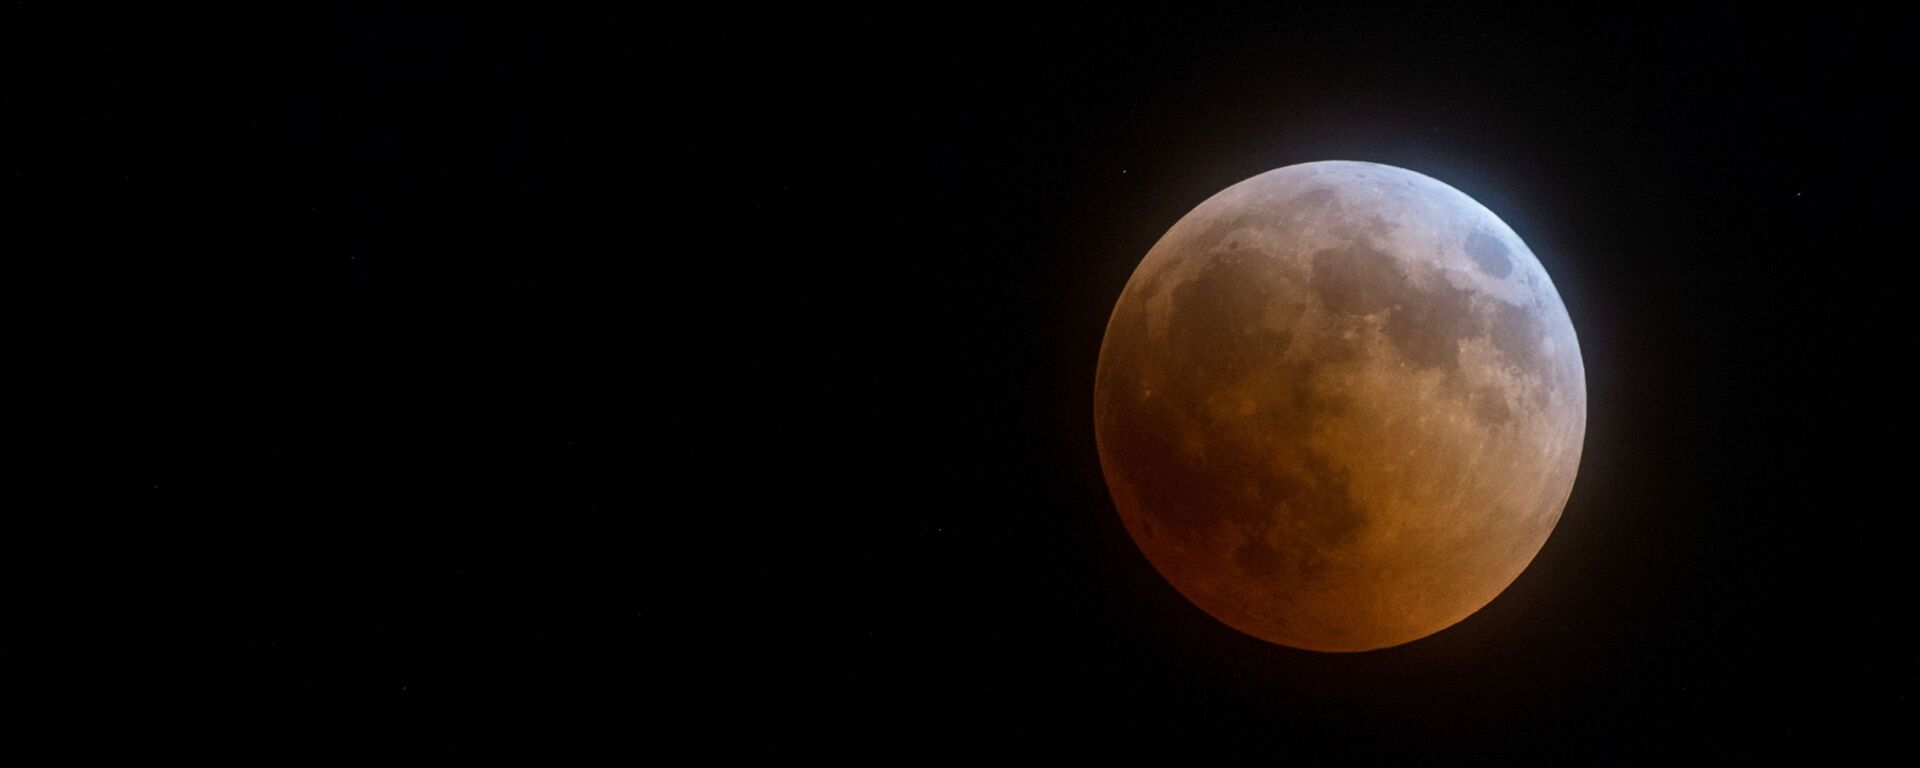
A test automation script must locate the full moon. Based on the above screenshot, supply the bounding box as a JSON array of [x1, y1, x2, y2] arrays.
[[1094, 161, 1585, 652]]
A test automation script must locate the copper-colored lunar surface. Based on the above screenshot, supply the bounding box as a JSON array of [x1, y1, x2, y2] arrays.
[[1094, 161, 1585, 652]]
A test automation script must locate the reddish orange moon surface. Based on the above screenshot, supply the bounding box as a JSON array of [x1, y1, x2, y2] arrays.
[[1094, 161, 1585, 652]]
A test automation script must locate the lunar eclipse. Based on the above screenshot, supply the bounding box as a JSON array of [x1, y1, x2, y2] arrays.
[[1095, 161, 1585, 651], [47, 6, 1877, 757]]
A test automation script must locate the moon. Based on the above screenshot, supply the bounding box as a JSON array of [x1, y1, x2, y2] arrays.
[[1094, 161, 1585, 652]]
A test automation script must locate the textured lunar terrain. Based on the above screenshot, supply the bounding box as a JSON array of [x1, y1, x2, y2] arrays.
[[1094, 161, 1585, 652]]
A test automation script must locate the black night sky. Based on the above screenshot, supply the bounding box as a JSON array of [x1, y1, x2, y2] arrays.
[[24, 7, 1908, 760]]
